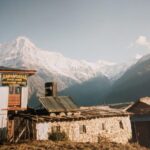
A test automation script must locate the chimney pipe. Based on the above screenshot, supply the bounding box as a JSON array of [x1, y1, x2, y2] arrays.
[[45, 82, 57, 97]]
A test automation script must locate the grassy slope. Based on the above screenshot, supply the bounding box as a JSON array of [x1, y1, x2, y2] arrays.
[[0, 141, 149, 150]]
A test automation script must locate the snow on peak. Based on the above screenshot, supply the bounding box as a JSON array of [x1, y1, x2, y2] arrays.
[[0, 36, 136, 83], [16, 36, 31, 42], [13, 36, 36, 50], [97, 60, 116, 66], [135, 54, 143, 60], [137, 53, 150, 64]]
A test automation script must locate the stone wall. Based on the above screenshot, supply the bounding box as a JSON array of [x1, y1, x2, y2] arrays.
[[36, 116, 132, 144]]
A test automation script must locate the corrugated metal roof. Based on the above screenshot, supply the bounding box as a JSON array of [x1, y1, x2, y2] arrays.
[[39, 96, 78, 112]]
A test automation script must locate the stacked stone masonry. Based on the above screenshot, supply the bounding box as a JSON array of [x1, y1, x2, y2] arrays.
[[36, 116, 132, 144]]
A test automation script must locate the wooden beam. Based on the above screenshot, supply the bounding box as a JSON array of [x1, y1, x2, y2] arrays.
[[15, 126, 26, 143], [2, 107, 27, 111]]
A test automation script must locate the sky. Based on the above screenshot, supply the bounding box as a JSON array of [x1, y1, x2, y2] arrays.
[[0, 0, 150, 63]]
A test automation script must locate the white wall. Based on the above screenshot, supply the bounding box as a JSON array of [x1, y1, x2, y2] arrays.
[[21, 86, 28, 108], [36, 122, 49, 140], [0, 87, 9, 141], [36, 116, 132, 144]]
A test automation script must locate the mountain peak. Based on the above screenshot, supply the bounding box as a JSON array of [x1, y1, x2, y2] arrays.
[[97, 60, 116, 66], [13, 36, 36, 49], [16, 36, 31, 42]]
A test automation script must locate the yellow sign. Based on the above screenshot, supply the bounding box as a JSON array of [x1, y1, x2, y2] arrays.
[[1, 74, 27, 86]]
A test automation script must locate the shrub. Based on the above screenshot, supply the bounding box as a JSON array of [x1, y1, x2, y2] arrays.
[[98, 135, 110, 143], [48, 131, 68, 141]]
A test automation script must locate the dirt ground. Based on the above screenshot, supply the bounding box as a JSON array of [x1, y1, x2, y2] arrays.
[[0, 140, 150, 150]]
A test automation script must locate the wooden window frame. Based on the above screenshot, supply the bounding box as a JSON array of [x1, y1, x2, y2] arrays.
[[102, 123, 105, 130], [79, 125, 86, 134], [119, 121, 124, 129]]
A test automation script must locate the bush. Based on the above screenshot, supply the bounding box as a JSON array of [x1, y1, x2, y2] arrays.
[[98, 135, 110, 143], [48, 131, 68, 141]]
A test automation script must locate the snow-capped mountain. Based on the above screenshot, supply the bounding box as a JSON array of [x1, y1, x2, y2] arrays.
[[0, 36, 133, 82], [0, 36, 141, 106], [0, 37, 138, 104]]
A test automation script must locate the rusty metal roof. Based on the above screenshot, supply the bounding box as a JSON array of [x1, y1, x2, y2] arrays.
[[39, 96, 78, 112]]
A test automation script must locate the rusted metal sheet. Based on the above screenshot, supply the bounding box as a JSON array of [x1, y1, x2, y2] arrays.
[[39, 96, 78, 112]]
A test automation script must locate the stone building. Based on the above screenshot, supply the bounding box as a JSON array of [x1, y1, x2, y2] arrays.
[[35, 106, 132, 144], [33, 82, 132, 144]]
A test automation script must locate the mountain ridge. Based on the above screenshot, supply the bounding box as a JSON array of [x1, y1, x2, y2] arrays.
[[0, 36, 141, 106], [0, 36, 133, 83]]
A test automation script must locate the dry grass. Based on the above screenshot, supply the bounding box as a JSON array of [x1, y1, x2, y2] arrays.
[[0, 140, 149, 150]]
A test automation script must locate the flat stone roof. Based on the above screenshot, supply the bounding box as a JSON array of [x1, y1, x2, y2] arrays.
[[18, 106, 130, 122]]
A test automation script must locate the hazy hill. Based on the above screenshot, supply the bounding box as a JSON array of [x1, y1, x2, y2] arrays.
[[60, 75, 111, 106], [105, 54, 150, 104]]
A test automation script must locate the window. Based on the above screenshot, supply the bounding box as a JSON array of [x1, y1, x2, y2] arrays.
[[15, 87, 21, 94], [51, 126, 60, 133], [9, 86, 21, 94], [119, 121, 124, 129], [102, 123, 105, 130], [9, 86, 13, 94], [79, 125, 86, 134]]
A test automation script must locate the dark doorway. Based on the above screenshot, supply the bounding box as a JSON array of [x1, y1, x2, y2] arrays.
[[131, 121, 150, 147]]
